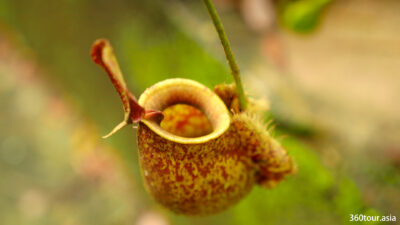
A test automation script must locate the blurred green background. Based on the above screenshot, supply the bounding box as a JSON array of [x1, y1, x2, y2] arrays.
[[0, 0, 399, 224]]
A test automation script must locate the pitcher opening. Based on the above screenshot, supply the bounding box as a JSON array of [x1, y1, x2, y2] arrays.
[[138, 78, 230, 144]]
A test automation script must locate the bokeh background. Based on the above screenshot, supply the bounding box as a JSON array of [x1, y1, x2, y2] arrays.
[[0, 0, 399, 224]]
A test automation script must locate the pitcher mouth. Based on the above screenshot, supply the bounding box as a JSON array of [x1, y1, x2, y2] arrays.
[[138, 78, 231, 144]]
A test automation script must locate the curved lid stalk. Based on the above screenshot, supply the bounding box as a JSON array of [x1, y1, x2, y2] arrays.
[[91, 39, 162, 138]]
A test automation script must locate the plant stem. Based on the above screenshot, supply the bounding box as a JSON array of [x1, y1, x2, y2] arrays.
[[202, 0, 247, 110]]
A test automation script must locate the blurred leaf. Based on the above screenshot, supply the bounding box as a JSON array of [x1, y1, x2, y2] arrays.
[[279, 0, 331, 33]]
